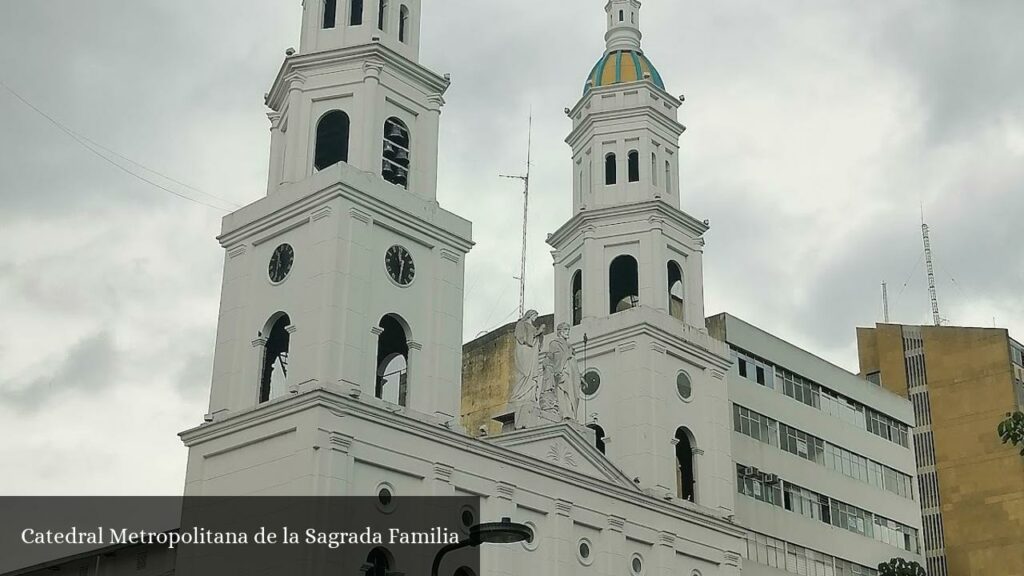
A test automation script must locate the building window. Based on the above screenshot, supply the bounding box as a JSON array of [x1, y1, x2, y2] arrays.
[[605, 153, 617, 185], [378, 0, 388, 30], [651, 153, 658, 186], [571, 270, 583, 326], [259, 313, 291, 403], [665, 160, 671, 192], [609, 255, 639, 313], [382, 117, 410, 188], [398, 5, 409, 42], [323, 0, 337, 28], [619, 10, 624, 22], [376, 314, 409, 406], [667, 260, 684, 321], [350, 0, 363, 25], [627, 150, 640, 182], [675, 427, 696, 502], [314, 111, 351, 171]]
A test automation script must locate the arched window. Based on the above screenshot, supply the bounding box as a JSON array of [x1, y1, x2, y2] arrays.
[[605, 153, 617, 185], [365, 548, 393, 576], [665, 160, 672, 193], [609, 255, 639, 314], [619, 10, 624, 21], [376, 314, 409, 406], [350, 0, 363, 26], [259, 314, 291, 404], [628, 150, 640, 182], [314, 110, 350, 171], [571, 270, 583, 326], [323, 0, 337, 28], [399, 5, 409, 43], [668, 261, 684, 321], [382, 117, 410, 188], [651, 153, 658, 186], [588, 424, 606, 454], [378, 0, 388, 31], [675, 427, 696, 502]]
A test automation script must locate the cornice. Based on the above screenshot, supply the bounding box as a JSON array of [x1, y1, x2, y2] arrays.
[[547, 200, 709, 249], [266, 43, 450, 111], [567, 105, 686, 151], [572, 316, 732, 371], [567, 78, 681, 119], [179, 387, 744, 540], [218, 169, 473, 254]]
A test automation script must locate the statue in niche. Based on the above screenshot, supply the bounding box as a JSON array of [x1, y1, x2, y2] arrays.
[[546, 322, 581, 422], [510, 311, 546, 423]]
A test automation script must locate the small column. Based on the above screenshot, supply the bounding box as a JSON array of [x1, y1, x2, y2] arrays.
[[487, 483, 517, 576], [431, 463, 456, 496], [655, 532, 676, 576], [646, 217, 667, 312], [420, 93, 445, 199], [582, 226, 602, 320], [602, 515, 626, 576], [721, 551, 742, 576], [312, 431, 354, 496], [282, 73, 308, 183], [553, 500, 574, 575], [361, 61, 384, 174], [266, 112, 285, 195]]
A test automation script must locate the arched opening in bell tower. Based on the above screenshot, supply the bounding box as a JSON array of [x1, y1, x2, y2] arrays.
[[323, 0, 337, 28], [259, 313, 291, 404], [588, 424, 607, 454], [571, 270, 583, 326], [609, 255, 639, 313], [399, 5, 410, 43], [376, 314, 410, 406], [350, 0, 364, 25], [365, 547, 394, 576], [314, 110, 350, 171], [628, 150, 640, 182], [668, 261, 684, 321], [605, 153, 617, 185], [383, 117, 411, 188], [675, 427, 697, 502]]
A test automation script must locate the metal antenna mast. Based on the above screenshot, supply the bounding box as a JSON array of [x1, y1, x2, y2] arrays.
[[500, 112, 533, 318], [882, 281, 890, 323], [921, 215, 942, 326]]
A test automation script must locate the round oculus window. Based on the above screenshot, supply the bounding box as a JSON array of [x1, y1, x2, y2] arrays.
[[676, 371, 693, 400], [631, 555, 643, 575], [581, 370, 601, 397]]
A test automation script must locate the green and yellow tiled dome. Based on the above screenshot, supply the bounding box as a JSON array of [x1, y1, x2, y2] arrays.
[[584, 49, 665, 94]]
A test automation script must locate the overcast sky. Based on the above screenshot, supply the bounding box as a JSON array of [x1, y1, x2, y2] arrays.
[[1, 0, 1021, 495]]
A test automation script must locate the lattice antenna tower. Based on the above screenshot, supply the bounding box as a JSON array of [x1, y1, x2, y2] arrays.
[[921, 209, 942, 326], [500, 112, 533, 318]]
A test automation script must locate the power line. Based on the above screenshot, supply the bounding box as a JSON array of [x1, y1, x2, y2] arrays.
[[0, 78, 239, 212]]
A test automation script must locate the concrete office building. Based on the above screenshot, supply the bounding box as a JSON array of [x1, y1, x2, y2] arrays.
[[707, 315, 923, 576], [857, 323, 1024, 576]]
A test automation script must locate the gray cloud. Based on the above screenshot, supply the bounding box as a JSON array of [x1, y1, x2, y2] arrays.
[[1, 0, 1022, 495], [0, 331, 117, 410]]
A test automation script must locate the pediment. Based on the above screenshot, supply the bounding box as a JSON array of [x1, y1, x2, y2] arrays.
[[486, 423, 638, 491]]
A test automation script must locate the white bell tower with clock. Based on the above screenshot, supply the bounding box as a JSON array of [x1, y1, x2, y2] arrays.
[[200, 0, 472, 430], [547, 0, 735, 513]]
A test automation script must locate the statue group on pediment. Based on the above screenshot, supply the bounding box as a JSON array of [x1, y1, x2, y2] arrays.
[[510, 311, 581, 429]]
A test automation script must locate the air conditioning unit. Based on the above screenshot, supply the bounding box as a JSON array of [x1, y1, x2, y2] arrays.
[[741, 466, 758, 477], [763, 474, 780, 485]]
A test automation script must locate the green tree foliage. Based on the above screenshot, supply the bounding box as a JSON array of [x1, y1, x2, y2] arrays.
[[998, 411, 1024, 456], [877, 558, 926, 576]]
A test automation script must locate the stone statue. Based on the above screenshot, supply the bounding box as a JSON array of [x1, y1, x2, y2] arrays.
[[510, 310, 546, 409], [547, 322, 581, 422]]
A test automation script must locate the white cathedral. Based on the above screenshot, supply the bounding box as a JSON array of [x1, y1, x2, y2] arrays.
[[177, 0, 745, 575]]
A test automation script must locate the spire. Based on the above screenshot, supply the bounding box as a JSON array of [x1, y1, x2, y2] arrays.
[[605, 0, 643, 52]]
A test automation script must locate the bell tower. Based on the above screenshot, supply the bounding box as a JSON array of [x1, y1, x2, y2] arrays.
[[200, 0, 472, 432], [548, 1, 734, 512]]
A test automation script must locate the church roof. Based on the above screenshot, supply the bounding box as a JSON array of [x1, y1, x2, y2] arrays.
[[584, 49, 665, 94]]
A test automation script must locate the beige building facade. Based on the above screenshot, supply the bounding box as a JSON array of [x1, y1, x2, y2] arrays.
[[857, 323, 1024, 576]]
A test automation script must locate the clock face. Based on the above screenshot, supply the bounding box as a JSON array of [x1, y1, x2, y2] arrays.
[[268, 244, 294, 283], [385, 245, 415, 286]]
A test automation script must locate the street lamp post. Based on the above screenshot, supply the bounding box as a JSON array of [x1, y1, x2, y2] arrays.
[[430, 517, 533, 576]]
